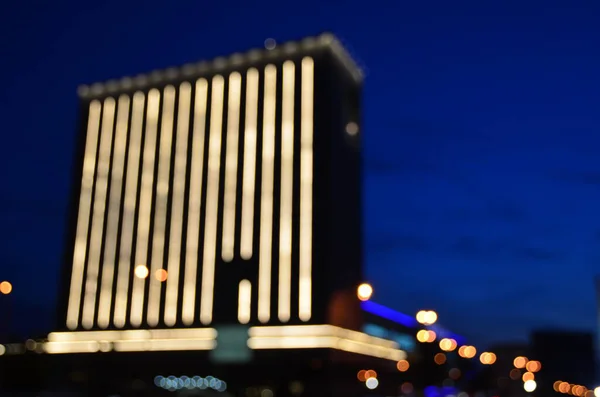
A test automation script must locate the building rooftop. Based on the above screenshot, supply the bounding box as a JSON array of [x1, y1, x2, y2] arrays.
[[78, 32, 363, 99]]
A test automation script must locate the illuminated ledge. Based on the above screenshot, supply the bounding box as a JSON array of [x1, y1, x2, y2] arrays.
[[247, 325, 407, 361], [43, 328, 217, 354], [77, 33, 363, 99]]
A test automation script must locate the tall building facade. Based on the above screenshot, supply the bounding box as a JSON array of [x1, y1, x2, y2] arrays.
[[58, 34, 363, 333]]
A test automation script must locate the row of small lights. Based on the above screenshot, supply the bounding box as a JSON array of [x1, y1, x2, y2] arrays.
[[356, 283, 545, 392], [553, 380, 600, 397]]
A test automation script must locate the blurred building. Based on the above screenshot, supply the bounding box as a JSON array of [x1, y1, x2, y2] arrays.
[[1, 33, 402, 397], [0, 33, 479, 397], [485, 342, 531, 397], [531, 330, 596, 393]]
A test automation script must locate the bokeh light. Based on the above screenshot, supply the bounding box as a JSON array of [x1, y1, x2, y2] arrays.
[[522, 372, 535, 382], [401, 382, 413, 394], [526, 360, 541, 372], [0, 281, 12, 295], [510, 369, 521, 380], [449, 368, 461, 380], [357, 370, 367, 382], [513, 356, 528, 368], [459, 345, 477, 358], [480, 352, 497, 365], [357, 283, 373, 301], [365, 370, 377, 379], [439, 338, 457, 352], [434, 353, 447, 365], [396, 360, 410, 372], [416, 310, 438, 325], [134, 265, 149, 279], [155, 269, 168, 282], [524, 380, 537, 392], [365, 377, 378, 390]]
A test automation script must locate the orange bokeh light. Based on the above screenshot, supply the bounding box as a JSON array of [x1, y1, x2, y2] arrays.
[[513, 356, 528, 368], [522, 372, 535, 382], [365, 370, 377, 379], [0, 281, 12, 295], [434, 353, 447, 365], [526, 360, 541, 373], [397, 360, 410, 372], [357, 370, 367, 382], [510, 369, 521, 380], [155, 269, 168, 282]]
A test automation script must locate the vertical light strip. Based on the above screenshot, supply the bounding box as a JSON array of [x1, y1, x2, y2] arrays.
[[81, 97, 116, 329], [164, 82, 192, 327], [130, 89, 161, 327], [147, 85, 176, 327], [182, 79, 209, 325], [278, 61, 295, 322], [238, 279, 252, 324], [97, 95, 130, 328], [240, 68, 259, 259], [114, 92, 145, 328], [299, 57, 314, 322], [66, 100, 102, 330], [258, 64, 277, 323], [221, 72, 242, 262], [200, 75, 225, 325]]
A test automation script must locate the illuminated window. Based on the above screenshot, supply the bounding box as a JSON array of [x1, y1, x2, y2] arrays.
[[222, 72, 242, 262], [97, 95, 130, 329], [298, 57, 314, 321], [200, 75, 225, 325], [164, 82, 192, 326], [278, 60, 295, 322], [82, 97, 116, 329], [258, 64, 277, 323], [182, 78, 209, 325], [66, 100, 102, 329], [130, 88, 161, 327], [114, 92, 145, 328], [240, 68, 260, 259]]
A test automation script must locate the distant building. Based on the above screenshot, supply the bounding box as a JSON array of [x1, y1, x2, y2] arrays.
[[531, 330, 596, 392], [485, 342, 531, 397]]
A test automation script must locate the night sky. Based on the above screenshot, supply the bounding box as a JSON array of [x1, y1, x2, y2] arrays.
[[2, 0, 600, 347]]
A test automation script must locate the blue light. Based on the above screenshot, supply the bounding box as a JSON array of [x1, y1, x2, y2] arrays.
[[360, 300, 419, 328], [361, 300, 466, 345]]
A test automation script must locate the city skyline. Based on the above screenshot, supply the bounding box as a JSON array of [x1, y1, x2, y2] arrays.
[[2, 0, 600, 347]]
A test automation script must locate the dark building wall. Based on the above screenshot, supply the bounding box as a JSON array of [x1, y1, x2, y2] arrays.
[[531, 330, 596, 389], [57, 35, 363, 332]]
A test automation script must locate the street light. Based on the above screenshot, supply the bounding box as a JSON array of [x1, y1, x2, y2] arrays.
[[416, 310, 438, 325], [524, 380, 537, 392], [0, 281, 12, 295], [134, 265, 149, 279], [357, 283, 373, 301]]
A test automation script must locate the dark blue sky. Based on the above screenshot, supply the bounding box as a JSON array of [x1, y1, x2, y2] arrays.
[[2, 0, 600, 346]]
